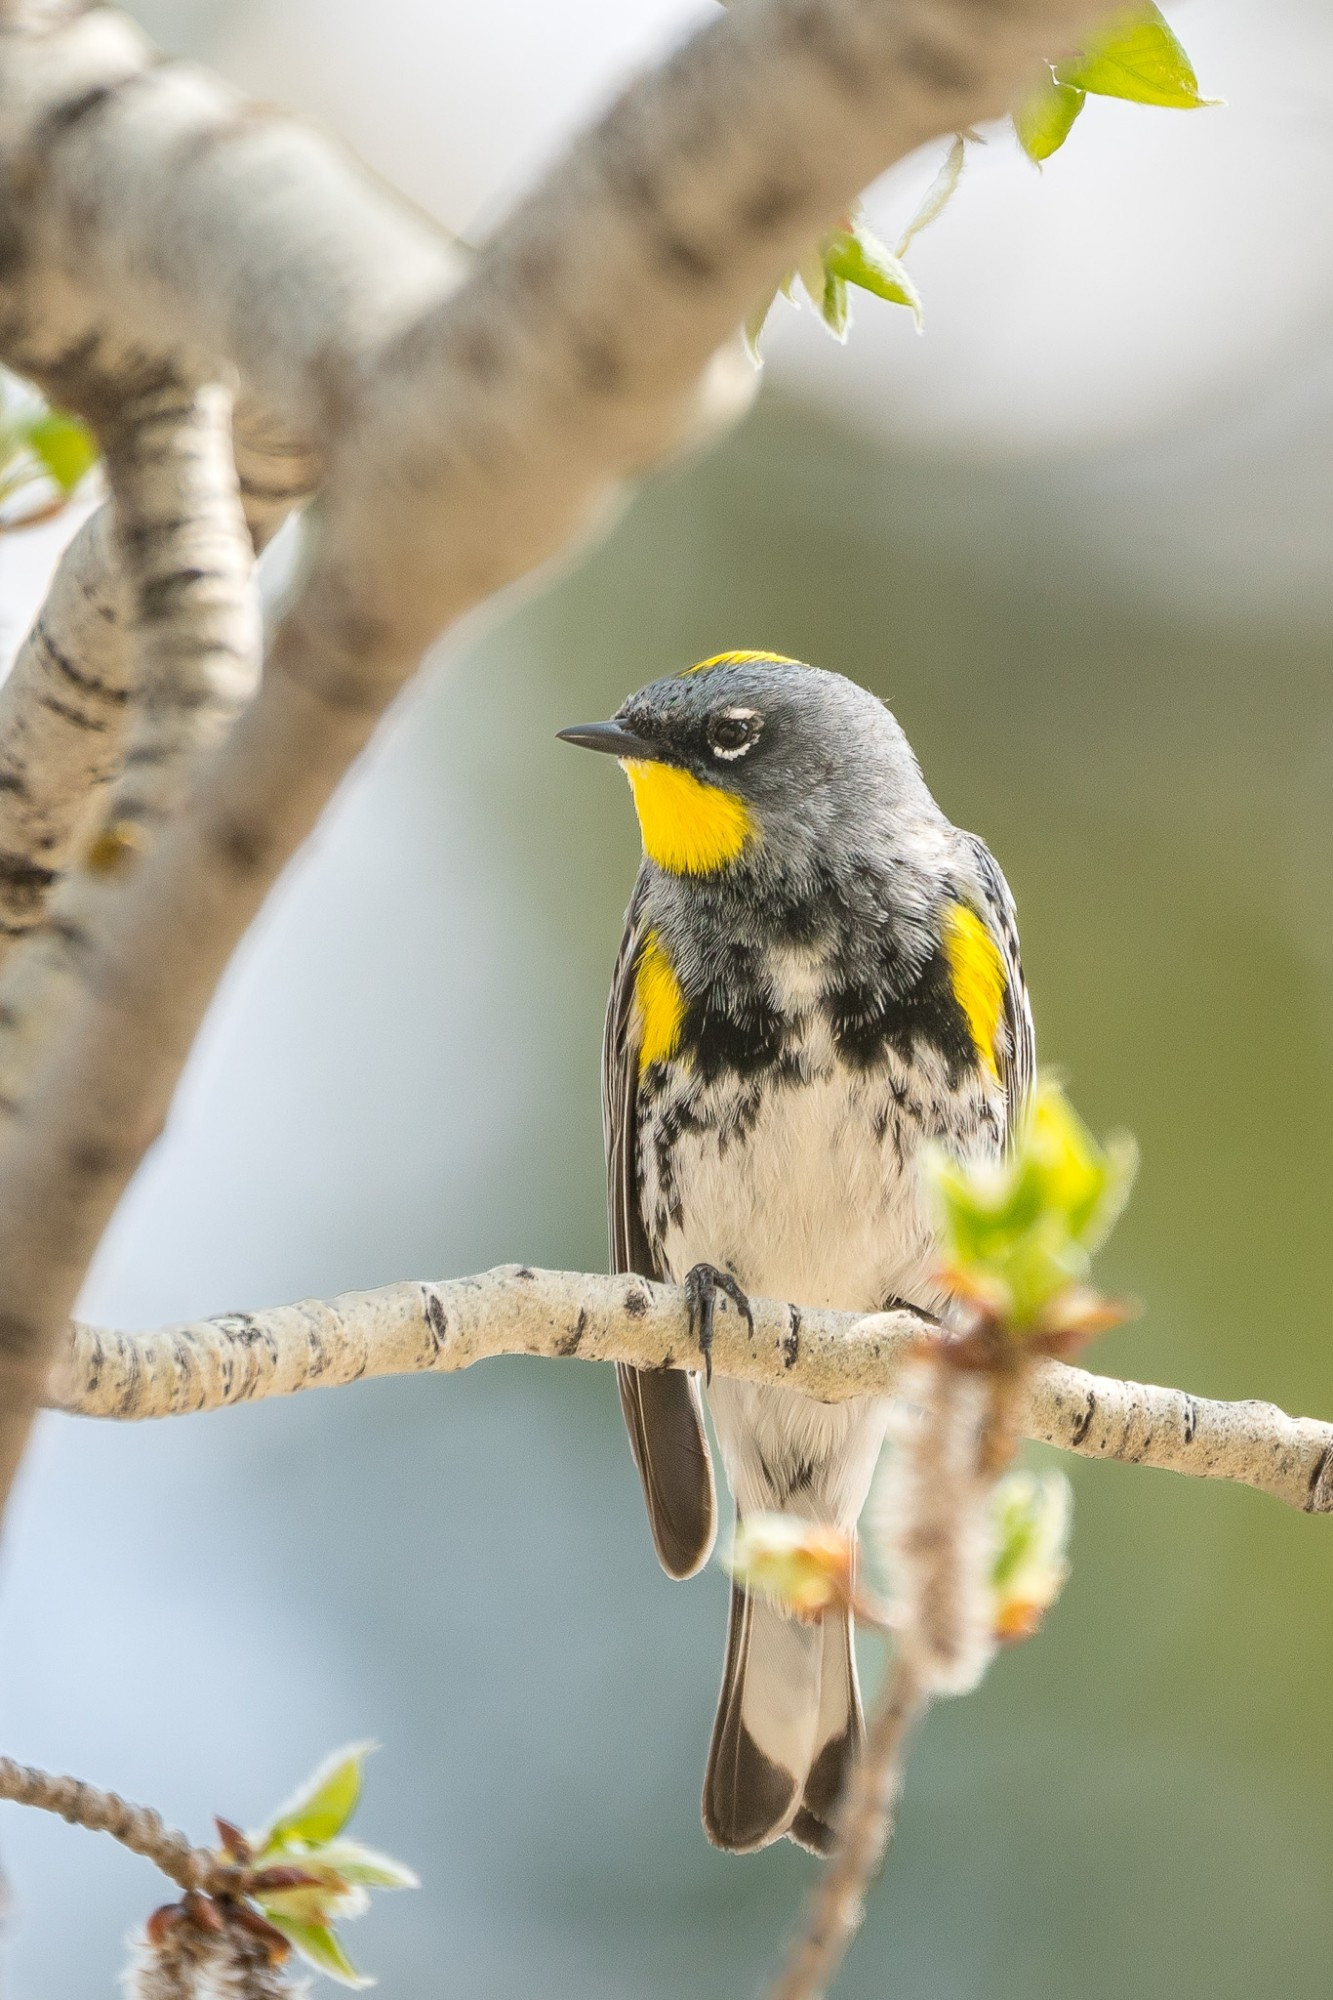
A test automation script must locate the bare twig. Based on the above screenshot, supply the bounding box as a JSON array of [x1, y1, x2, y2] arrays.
[[42, 1266, 1333, 1516], [0, 1755, 211, 1891], [769, 1655, 925, 2000]]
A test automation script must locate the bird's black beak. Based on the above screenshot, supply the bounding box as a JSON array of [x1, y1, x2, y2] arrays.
[[556, 719, 660, 760]]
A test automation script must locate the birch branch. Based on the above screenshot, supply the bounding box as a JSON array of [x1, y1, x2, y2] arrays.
[[0, 403, 313, 964], [0, 371, 258, 1112], [0, 501, 127, 947], [45, 1266, 1333, 1517], [0, 0, 1116, 1521]]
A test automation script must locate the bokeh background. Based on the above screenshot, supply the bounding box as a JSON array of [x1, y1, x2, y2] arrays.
[[2, 0, 1333, 1992]]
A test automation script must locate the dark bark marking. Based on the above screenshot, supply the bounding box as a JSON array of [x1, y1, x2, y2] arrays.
[[423, 1289, 450, 1354], [210, 815, 270, 877], [556, 1307, 588, 1358], [1306, 1442, 1333, 1512], [896, 34, 979, 93], [35, 622, 131, 704], [1181, 1396, 1197, 1445], [36, 691, 108, 734], [623, 1281, 650, 1318], [740, 179, 801, 234], [783, 1304, 801, 1369], [0, 853, 55, 896], [1069, 1393, 1096, 1447]]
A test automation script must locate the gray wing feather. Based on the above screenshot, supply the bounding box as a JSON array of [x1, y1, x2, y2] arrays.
[[604, 874, 716, 1580], [962, 832, 1036, 1146]]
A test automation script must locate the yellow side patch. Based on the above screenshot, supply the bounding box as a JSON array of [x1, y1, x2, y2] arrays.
[[942, 902, 1005, 1082], [635, 929, 686, 1072], [682, 649, 802, 677], [623, 759, 754, 875]]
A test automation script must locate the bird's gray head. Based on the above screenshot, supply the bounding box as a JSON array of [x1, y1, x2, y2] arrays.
[[558, 651, 936, 882]]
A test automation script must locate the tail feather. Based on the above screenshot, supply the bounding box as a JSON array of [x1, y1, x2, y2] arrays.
[[703, 1580, 862, 1853], [788, 1610, 864, 1855]]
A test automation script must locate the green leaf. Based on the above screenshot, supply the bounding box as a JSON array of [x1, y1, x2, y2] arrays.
[[23, 408, 97, 495], [820, 269, 850, 341], [266, 1917, 372, 1989], [257, 1874, 370, 1927], [895, 134, 967, 258], [822, 222, 922, 328], [315, 1840, 419, 1891], [1014, 67, 1086, 162], [258, 1742, 375, 1852], [924, 1077, 1137, 1330], [1057, 3, 1220, 109]]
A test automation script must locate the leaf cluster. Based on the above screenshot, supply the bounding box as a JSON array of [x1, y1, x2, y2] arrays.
[[926, 1076, 1137, 1335], [747, 4, 1217, 350], [240, 1744, 417, 1987], [1014, 1, 1218, 164]]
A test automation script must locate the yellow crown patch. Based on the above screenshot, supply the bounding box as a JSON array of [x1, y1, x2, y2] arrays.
[[681, 650, 802, 677]]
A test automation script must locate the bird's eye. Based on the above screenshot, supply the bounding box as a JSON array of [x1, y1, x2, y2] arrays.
[[707, 708, 761, 761]]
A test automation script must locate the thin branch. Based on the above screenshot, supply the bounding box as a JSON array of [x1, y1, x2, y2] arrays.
[[0, 1755, 211, 1891], [45, 1266, 1333, 1516], [769, 1655, 925, 2000]]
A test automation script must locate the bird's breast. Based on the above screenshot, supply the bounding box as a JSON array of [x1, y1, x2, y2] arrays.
[[638, 970, 1003, 1315]]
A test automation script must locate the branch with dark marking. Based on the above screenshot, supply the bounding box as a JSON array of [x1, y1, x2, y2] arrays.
[[0, 370, 259, 1114], [0, 397, 313, 965], [44, 1268, 1333, 1516]]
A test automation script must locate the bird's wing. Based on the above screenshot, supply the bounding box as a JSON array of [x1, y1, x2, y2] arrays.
[[604, 874, 716, 1579], [962, 832, 1036, 1147]]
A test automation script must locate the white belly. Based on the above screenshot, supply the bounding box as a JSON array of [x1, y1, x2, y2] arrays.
[[640, 1027, 1003, 1528]]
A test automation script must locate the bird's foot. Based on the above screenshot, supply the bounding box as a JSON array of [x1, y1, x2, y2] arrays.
[[685, 1263, 753, 1387]]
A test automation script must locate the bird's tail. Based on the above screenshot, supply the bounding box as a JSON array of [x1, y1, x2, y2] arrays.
[[703, 1571, 863, 1854]]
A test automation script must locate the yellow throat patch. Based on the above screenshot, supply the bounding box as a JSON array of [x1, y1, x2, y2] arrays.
[[623, 760, 754, 875], [942, 902, 1005, 1082], [634, 929, 686, 1072]]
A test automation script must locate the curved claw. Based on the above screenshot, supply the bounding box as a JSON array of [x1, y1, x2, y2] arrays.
[[684, 1263, 753, 1386]]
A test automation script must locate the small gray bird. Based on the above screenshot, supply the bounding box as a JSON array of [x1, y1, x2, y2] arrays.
[[559, 652, 1034, 1854]]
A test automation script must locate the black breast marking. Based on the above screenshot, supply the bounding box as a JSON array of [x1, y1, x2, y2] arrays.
[[826, 940, 976, 1083]]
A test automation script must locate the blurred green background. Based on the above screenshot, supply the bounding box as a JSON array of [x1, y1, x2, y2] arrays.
[[3, 0, 1333, 1991]]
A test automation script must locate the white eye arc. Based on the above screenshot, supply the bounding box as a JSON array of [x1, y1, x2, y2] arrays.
[[708, 707, 762, 761]]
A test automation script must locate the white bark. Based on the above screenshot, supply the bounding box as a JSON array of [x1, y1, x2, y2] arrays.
[[0, 403, 313, 964], [47, 1268, 1333, 1517], [0, 374, 259, 1112], [0, 502, 127, 947]]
